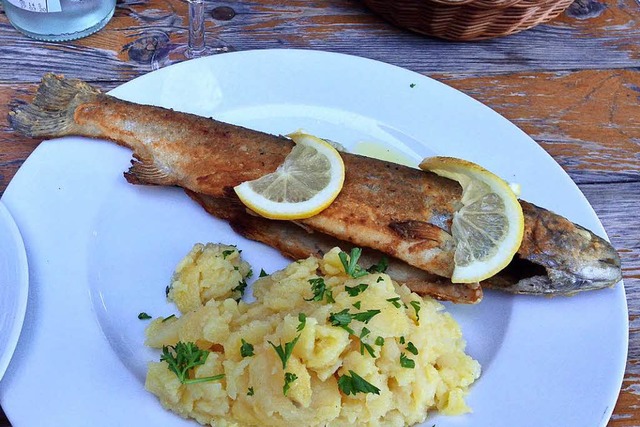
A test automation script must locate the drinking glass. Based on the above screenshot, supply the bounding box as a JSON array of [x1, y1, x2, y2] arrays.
[[149, 0, 229, 69], [181, 0, 227, 58]]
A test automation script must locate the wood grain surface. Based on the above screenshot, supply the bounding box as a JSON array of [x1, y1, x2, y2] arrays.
[[0, 0, 638, 425]]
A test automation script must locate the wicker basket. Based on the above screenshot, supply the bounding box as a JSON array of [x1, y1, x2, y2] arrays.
[[363, 0, 575, 40]]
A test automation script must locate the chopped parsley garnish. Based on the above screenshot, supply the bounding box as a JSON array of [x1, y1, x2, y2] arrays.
[[283, 372, 298, 396], [406, 342, 419, 355], [138, 312, 152, 320], [329, 308, 381, 334], [376, 276, 385, 283], [306, 278, 327, 302], [165, 285, 171, 297], [269, 335, 301, 369], [305, 277, 334, 303], [246, 269, 253, 279], [352, 301, 362, 310], [375, 336, 385, 346], [410, 83, 417, 88], [233, 279, 248, 298], [359, 327, 375, 357], [360, 327, 370, 339], [352, 309, 381, 323], [399, 336, 406, 344], [329, 308, 381, 335], [297, 313, 307, 332], [386, 297, 402, 308], [329, 309, 354, 333], [162, 314, 176, 322], [345, 283, 368, 297], [259, 269, 269, 277], [410, 301, 421, 322], [367, 256, 389, 274], [247, 387, 254, 396], [325, 290, 336, 303], [338, 248, 368, 278], [400, 353, 415, 369], [338, 370, 381, 395], [222, 249, 235, 259], [240, 339, 254, 357], [160, 342, 225, 384]]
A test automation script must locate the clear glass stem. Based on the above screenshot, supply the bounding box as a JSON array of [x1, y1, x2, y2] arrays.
[[187, 0, 206, 57]]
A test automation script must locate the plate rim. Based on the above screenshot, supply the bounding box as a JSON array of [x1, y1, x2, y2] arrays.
[[0, 200, 29, 381], [0, 48, 628, 426]]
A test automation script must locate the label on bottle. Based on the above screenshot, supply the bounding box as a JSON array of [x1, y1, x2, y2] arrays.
[[4, 0, 62, 12]]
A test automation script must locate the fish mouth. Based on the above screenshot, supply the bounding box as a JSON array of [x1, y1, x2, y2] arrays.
[[484, 252, 622, 296], [547, 253, 623, 294]]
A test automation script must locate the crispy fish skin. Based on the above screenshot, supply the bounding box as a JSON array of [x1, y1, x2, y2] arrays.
[[185, 190, 483, 304], [9, 74, 622, 296]]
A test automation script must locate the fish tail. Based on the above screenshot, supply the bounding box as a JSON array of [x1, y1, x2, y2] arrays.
[[9, 73, 100, 138]]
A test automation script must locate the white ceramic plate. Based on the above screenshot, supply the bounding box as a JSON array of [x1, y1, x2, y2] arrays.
[[0, 202, 28, 383], [0, 49, 627, 426]]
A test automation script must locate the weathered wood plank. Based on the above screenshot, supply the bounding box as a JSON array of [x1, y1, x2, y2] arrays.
[[436, 70, 640, 184], [1, 0, 640, 83]]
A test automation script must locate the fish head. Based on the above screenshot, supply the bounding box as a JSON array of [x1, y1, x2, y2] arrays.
[[513, 202, 622, 295], [541, 226, 622, 294]]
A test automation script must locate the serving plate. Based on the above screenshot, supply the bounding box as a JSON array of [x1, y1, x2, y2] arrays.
[[0, 49, 627, 426], [0, 202, 28, 382]]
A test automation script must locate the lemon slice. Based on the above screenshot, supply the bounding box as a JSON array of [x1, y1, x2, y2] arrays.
[[420, 157, 524, 283], [234, 131, 345, 220]]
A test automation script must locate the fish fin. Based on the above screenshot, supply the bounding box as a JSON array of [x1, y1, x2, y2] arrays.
[[185, 190, 245, 221], [124, 158, 175, 186], [9, 73, 100, 138], [406, 278, 483, 304], [389, 220, 447, 242]]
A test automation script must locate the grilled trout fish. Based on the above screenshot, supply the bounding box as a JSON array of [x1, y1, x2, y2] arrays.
[[9, 74, 622, 301]]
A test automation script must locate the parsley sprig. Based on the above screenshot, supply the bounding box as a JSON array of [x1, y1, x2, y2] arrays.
[[329, 308, 381, 335], [269, 335, 300, 369], [345, 283, 368, 297], [386, 297, 402, 308], [367, 256, 389, 274], [240, 339, 254, 357], [283, 372, 298, 396], [359, 327, 375, 357], [400, 353, 415, 369], [270, 316, 306, 369], [233, 279, 248, 300], [160, 342, 225, 385], [406, 341, 419, 355], [297, 313, 307, 332], [329, 308, 381, 356], [400, 341, 419, 368], [410, 301, 421, 322], [338, 248, 368, 278], [305, 277, 335, 303], [338, 370, 381, 395]]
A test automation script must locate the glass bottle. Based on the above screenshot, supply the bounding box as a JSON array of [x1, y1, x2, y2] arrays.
[[2, 0, 116, 42]]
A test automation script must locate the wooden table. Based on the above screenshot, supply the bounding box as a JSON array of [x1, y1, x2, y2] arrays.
[[0, 0, 638, 425]]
